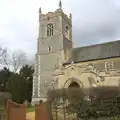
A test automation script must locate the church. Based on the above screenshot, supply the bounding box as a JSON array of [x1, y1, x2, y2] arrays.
[[32, 1, 120, 104]]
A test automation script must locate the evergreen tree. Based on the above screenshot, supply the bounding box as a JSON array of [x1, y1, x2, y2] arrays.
[[20, 65, 34, 102], [7, 73, 28, 103], [0, 67, 11, 92]]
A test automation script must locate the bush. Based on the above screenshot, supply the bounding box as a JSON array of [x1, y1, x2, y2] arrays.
[[74, 87, 120, 119], [75, 99, 120, 119], [27, 103, 32, 108], [48, 87, 120, 119], [7, 74, 28, 103]]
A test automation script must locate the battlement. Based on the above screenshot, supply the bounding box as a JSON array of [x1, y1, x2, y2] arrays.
[[39, 8, 72, 24]]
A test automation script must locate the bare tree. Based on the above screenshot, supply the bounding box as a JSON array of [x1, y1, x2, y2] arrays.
[[0, 47, 7, 71], [3, 49, 27, 73], [0, 47, 6, 61]]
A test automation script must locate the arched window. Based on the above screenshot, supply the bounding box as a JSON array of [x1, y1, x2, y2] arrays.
[[47, 23, 53, 36], [48, 45, 52, 52]]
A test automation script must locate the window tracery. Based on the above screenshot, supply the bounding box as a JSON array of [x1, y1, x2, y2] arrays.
[[105, 62, 113, 72], [47, 23, 53, 36]]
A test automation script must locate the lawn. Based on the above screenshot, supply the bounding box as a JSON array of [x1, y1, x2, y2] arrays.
[[26, 106, 35, 120], [26, 107, 34, 113], [0, 106, 6, 120]]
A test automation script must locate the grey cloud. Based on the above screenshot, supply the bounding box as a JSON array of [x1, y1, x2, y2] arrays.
[[64, 0, 120, 47], [0, 0, 120, 60], [0, 17, 37, 57]]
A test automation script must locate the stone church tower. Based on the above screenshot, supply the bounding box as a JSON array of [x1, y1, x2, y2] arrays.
[[32, 1, 73, 103]]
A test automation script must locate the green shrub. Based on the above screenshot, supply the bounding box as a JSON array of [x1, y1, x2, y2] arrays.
[[69, 87, 120, 119], [77, 97, 120, 118], [27, 103, 32, 108]]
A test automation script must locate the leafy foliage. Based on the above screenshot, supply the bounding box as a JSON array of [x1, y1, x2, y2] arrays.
[[0, 67, 11, 92], [20, 65, 34, 102], [0, 64, 34, 103], [7, 73, 28, 103], [48, 87, 120, 119], [71, 87, 120, 119], [73, 99, 120, 119]]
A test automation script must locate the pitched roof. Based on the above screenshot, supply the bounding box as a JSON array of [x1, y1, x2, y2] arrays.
[[73, 40, 120, 62], [64, 40, 120, 65]]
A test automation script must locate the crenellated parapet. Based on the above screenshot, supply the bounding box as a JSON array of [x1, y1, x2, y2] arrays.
[[39, 8, 72, 25]]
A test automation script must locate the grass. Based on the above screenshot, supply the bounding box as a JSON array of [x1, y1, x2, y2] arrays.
[[26, 106, 34, 113], [26, 103, 35, 113], [0, 106, 6, 120]]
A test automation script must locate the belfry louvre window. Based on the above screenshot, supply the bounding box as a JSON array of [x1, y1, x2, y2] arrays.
[[47, 23, 53, 36]]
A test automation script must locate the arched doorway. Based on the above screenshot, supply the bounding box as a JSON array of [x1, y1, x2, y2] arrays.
[[63, 77, 84, 89], [67, 81, 84, 103], [68, 82, 81, 96], [68, 82, 80, 88]]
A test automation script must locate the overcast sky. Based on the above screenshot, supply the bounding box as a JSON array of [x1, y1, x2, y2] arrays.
[[0, 0, 120, 59]]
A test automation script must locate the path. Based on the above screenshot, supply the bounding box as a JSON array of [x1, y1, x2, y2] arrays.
[[26, 112, 35, 120]]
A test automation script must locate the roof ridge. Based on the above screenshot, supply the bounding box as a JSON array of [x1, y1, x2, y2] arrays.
[[74, 40, 120, 50]]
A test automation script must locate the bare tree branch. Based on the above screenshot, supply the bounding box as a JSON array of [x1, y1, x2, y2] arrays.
[[0, 47, 7, 60], [12, 50, 27, 72], [0, 47, 5, 56], [3, 50, 10, 69], [2, 49, 27, 72], [0, 47, 7, 70]]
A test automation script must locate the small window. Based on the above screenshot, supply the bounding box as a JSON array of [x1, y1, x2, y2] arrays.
[[47, 23, 53, 36], [65, 26, 69, 33], [48, 45, 52, 52], [66, 26, 68, 29]]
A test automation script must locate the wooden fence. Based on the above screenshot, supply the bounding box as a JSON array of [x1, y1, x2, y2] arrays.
[[5, 100, 52, 120], [6, 100, 26, 120], [35, 101, 51, 120]]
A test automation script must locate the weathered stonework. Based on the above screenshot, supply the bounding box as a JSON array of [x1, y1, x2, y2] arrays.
[[32, 2, 73, 104], [32, 1, 120, 104], [52, 58, 120, 91]]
